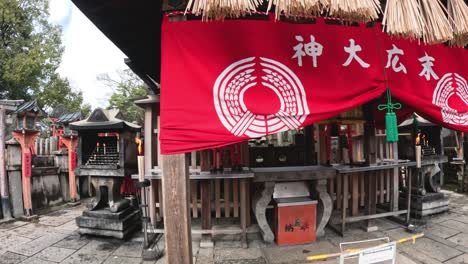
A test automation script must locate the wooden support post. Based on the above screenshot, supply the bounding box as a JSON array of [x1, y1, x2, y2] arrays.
[[386, 170, 391, 203], [364, 171, 377, 232], [144, 104, 157, 225], [363, 102, 377, 230], [233, 179, 239, 218], [304, 125, 315, 165], [363, 103, 377, 166], [352, 174, 359, 216], [360, 174, 365, 207], [224, 179, 231, 217], [158, 180, 164, 219], [341, 174, 349, 234], [191, 180, 198, 218], [391, 143, 399, 212], [162, 154, 193, 264], [240, 178, 248, 248], [246, 180, 251, 226], [0, 107, 12, 220], [201, 180, 211, 231], [318, 125, 327, 165], [379, 171, 385, 204], [215, 179, 221, 218], [336, 174, 342, 209], [199, 150, 212, 246], [154, 108, 163, 222], [200, 150, 211, 172]]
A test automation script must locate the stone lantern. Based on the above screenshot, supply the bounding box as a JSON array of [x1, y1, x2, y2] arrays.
[[11, 100, 45, 218], [57, 112, 82, 205]]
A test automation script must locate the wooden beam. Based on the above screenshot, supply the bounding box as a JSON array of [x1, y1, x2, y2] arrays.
[[162, 154, 193, 264], [346, 210, 407, 223]]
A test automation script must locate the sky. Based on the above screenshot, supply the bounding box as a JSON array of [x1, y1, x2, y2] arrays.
[[48, 0, 129, 108]]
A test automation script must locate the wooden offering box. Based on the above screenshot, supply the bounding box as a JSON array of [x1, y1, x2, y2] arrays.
[[274, 197, 317, 246]]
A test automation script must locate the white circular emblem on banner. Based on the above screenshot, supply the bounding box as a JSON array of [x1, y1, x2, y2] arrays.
[[214, 57, 310, 138], [432, 73, 468, 126]]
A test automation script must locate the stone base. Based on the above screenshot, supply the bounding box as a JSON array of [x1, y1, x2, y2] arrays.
[[0, 218, 15, 224], [200, 237, 214, 248], [19, 214, 39, 221], [67, 201, 81, 207], [142, 248, 163, 261], [76, 207, 141, 239], [362, 225, 379, 232], [400, 192, 449, 218]]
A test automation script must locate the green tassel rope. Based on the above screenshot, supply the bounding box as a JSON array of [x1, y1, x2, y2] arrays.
[[378, 88, 402, 142]]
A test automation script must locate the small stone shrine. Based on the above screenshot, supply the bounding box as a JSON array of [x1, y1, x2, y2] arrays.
[[71, 108, 141, 239], [398, 115, 449, 218]]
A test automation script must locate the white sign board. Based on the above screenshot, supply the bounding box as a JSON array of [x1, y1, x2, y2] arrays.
[[358, 242, 396, 264], [339, 241, 397, 264]]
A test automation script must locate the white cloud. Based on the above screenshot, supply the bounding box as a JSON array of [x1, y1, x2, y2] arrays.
[[49, 0, 129, 108], [48, 0, 71, 25]]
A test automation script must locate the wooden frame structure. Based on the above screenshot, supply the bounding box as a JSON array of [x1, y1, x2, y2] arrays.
[[69, 2, 452, 263]]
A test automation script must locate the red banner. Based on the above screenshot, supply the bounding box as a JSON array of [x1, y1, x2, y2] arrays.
[[160, 18, 468, 154], [379, 34, 468, 132]]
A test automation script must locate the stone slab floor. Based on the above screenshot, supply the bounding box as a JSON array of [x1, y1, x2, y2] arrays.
[[2, 190, 468, 263]]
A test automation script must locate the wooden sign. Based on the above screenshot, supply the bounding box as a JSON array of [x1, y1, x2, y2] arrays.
[[23, 152, 32, 178]]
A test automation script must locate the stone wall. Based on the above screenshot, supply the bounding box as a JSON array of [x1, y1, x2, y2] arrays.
[[3, 139, 82, 219]]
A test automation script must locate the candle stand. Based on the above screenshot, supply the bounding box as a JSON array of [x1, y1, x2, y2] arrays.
[[135, 179, 162, 260]]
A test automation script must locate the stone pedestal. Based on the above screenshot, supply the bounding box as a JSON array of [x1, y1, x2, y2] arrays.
[[76, 206, 140, 239], [400, 192, 449, 218], [76, 177, 140, 239]]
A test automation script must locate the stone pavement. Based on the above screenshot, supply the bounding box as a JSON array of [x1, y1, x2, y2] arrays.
[[2, 190, 468, 263]]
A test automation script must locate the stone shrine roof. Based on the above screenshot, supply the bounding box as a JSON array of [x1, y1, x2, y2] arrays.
[[70, 108, 140, 132], [14, 100, 46, 117], [56, 112, 82, 125], [399, 114, 435, 128]]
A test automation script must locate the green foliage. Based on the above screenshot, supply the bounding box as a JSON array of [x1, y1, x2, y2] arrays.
[[98, 69, 148, 125], [0, 0, 89, 116], [34, 73, 91, 116]]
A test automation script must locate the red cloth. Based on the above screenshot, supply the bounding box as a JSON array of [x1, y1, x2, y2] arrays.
[[160, 18, 468, 154], [120, 176, 137, 195], [378, 32, 468, 133]]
